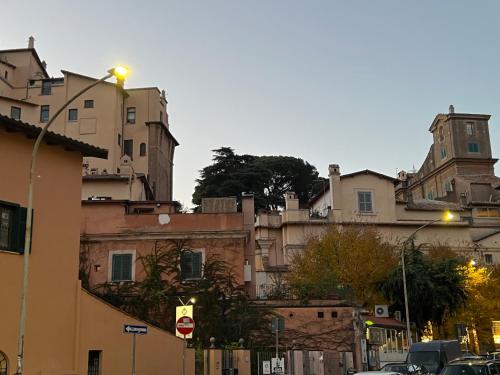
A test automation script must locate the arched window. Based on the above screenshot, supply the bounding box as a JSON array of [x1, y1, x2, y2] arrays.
[[0, 351, 8, 375], [139, 142, 147, 157]]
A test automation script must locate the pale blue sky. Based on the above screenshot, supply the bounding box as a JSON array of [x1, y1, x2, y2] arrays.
[[2, 0, 499, 208]]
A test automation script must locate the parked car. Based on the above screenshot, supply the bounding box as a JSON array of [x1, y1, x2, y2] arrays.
[[381, 362, 428, 374], [440, 359, 500, 375], [407, 340, 462, 375], [355, 372, 402, 375], [486, 353, 500, 361]]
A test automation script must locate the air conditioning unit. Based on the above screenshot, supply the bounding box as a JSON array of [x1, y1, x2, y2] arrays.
[[394, 310, 402, 321], [374, 305, 389, 318]]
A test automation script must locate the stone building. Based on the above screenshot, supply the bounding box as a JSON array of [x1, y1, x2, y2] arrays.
[[0, 37, 178, 201]]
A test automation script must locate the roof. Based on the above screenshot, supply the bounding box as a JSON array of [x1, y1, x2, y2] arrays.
[[61, 70, 120, 88], [0, 95, 38, 106], [0, 115, 108, 158], [145, 121, 179, 146], [406, 198, 461, 211], [341, 169, 398, 184], [366, 316, 406, 329], [0, 48, 49, 78], [429, 112, 491, 132]]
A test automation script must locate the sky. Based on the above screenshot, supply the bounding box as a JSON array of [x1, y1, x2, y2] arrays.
[[2, 0, 500, 208]]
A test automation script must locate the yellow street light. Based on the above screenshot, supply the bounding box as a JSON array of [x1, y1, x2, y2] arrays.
[[443, 211, 455, 222], [470, 260, 477, 267], [110, 65, 130, 80], [189, 297, 196, 304]]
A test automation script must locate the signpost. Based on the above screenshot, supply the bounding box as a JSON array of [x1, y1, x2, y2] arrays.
[[176, 316, 195, 375], [271, 317, 285, 374], [124, 324, 148, 375]]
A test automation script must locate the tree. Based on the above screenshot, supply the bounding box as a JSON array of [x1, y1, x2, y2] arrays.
[[192, 147, 320, 211], [288, 225, 397, 305], [378, 242, 468, 333]]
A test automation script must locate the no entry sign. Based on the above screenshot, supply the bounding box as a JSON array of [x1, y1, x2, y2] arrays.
[[176, 316, 195, 337]]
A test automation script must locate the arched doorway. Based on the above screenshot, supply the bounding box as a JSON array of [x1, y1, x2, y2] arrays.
[[0, 351, 8, 375]]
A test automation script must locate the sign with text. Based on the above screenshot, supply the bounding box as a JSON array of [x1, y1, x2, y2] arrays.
[[123, 324, 148, 335], [176, 305, 193, 338], [271, 357, 284, 374], [263, 361, 271, 374], [176, 316, 195, 337]]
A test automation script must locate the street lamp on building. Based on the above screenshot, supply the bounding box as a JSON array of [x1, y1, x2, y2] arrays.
[[15, 66, 130, 375], [401, 210, 455, 348]]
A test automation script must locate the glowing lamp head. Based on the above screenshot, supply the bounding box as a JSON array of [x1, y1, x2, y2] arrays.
[[470, 260, 477, 267], [189, 297, 196, 304], [443, 211, 455, 222], [111, 65, 129, 79]]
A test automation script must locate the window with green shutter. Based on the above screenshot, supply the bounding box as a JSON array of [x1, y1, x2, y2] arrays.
[[0, 201, 29, 254], [467, 143, 479, 153], [111, 253, 133, 282], [181, 251, 203, 280]]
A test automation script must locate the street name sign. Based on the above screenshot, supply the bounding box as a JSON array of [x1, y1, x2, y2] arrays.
[[176, 316, 195, 337], [124, 324, 148, 335]]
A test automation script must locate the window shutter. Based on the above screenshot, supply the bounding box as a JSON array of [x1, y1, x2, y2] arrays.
[[181, 252, 192, 279], [16, 207, 27, 253], [192, 252, 202, 279], [121, 254, 132, 280], [112, 255, 122, 281]]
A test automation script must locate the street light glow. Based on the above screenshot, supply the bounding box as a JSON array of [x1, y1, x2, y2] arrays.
[[189, 297, 196, 304], [470, 259, 477, 266], [443, 211, 455, 222], [110, 65, 130, 79]]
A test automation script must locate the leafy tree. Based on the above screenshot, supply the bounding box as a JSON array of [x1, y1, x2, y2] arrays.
[[378, 242, 468, 333], [288, 225, 397, 305], [192, 147, 320, 211]]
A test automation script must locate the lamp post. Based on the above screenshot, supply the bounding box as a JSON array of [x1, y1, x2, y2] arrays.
[[401, 210, 454, 348], [15, 66, 129, 375]]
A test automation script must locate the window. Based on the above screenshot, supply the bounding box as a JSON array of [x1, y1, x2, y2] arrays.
[[87, 350, 101, 375], [357, 191, 373, 213], [0, 351, 8, 375], [126, 107, 136, 124], [484, 254, 493, 265], [110, 252, 134, 282], [10, 106, 21, 121], [181, 250, 203, 280], [41, 80, 52, 95], [443, 181, 453, 193], [0, 201, 28, 253], [440, 147, 447, 159], [160, 111, 163, 122], [439, 127, 444, 142], [466, 122, 476, 136], [118, 134, 121, 146], [427, 191, 434, 200], [140, 142, 147, 156], [124, 139, 133, 159], [468, 143, 479, 153], [331, 311, 338, 318], [317, 311, 324, 319], [4, 71, 7, 80], [40, 105, 49, 123], [84, 100, 94, 108], [68, 109, 78, 121]]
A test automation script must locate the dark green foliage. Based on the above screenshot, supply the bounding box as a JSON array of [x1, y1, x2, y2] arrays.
[[378, 243, 468, 332], [192, 147, 320, 211]]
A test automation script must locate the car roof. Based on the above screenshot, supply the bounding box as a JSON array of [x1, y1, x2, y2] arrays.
[[356, 372, 402, 375], [447, 360, 493, 365]]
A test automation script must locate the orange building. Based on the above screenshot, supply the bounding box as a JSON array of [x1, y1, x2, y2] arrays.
[[0, 115, 192, 375]]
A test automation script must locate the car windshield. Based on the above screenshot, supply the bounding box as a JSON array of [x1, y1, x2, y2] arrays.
[[442, 365, 490, 375], [383, 365, 409, 373], [408, 351, 440, 372]]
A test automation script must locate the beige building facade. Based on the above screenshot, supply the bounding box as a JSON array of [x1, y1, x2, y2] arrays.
[[0, 115, 192, 375], [0, 38, 178, 201]]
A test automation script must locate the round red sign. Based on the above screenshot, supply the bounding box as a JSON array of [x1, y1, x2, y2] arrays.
[[176, 316, 195, 336]]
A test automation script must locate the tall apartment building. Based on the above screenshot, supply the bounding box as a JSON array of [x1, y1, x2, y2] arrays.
[[0, 37, 178, 201]]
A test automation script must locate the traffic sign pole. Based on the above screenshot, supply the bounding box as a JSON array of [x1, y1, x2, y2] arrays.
[[132, 333, 136, 375], [182, 334, 186, 375]]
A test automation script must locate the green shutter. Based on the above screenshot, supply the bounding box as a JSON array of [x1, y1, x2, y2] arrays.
[[121, 254, 132, 280], [112, 254, 133, 281], [16, 207, 28, 253], [181, 252, 192, 279], [192, 252, 202, 279]]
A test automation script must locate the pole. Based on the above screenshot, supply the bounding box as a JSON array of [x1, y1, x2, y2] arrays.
[[15, 72, 115, 375], [402, 245, 412, 347], [132, 333, 136, 375], [182, 334, 186, 375]]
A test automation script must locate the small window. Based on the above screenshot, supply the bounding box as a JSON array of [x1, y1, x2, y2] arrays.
[[87, 350, 101, 375], [4, 71, 7, 80], [0, 351, 8, 375], [468, 143, 479, 153], [160, 111, 163, 122], [484, 254, 493, 265], [10, 106, 21, 121], [440, 147, 447, 159], [0, 201, 28, 253], [466, 122, 476, 136], [118, 134, 121, 146], [111, 253, 133, 282], [126, 107, 136, 124], [317, 311, 324, 319], [181, 250, 203, 280], [40, 105, 50, 123], [443, 181, 453, 193], [140, 142, 147, 157], [427, 191, 434, 200], [331, 311, 338, 318], [84, 100, 94, 109], [357, 191, 373, 213], [124, 139, 133, 159], [41, 81, 52, 95], [68, 109, 78, 121]]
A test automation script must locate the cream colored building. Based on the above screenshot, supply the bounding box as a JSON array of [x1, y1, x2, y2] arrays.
[[0, 114, 192, 375], [0, 37, 178, 201]]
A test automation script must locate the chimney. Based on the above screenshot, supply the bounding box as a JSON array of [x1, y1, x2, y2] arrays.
[[449, 104, 455, 114], [41, 60, 47, 69], [284, 192, 299, 210], [28, 36, 35, 49], [328, 164, 342, 220]]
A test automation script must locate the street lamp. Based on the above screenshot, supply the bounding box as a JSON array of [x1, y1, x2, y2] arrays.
[[15, 66, 129, 375], [401, 210, 455, 348]]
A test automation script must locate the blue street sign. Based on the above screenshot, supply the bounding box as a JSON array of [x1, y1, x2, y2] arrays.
[[124, 324, 148, 335]]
